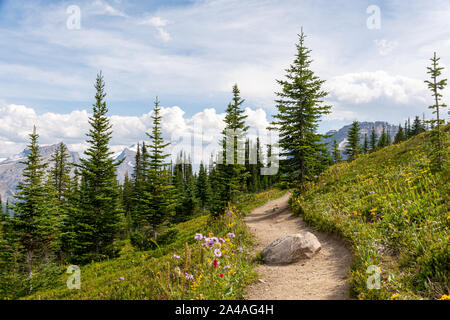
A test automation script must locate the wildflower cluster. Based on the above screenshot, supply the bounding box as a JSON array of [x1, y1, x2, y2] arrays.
[[289, 128, 449, 300]]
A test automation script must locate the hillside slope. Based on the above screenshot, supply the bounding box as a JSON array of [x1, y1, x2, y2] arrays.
[[290, 125, 449, 300], [18, 189, 286, 300]]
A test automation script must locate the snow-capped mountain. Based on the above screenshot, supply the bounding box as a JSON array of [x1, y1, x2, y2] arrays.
[[0, 144, 137, 202]]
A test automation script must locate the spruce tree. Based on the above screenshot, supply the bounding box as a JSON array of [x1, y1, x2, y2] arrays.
[[394, 124, 405, 144], [269, 30, 331, 186], [412, 116, 425, 136], [344, 121, 360, 161], [196, 162, 211, 210], [425, 52, 447, 168], [331, 138, 342, 164], [140, 97, 176, 239], [377, 123, 388, 149], [363, 133, 369, 154], [70, 72, 122, 263], [370, 126, 377, 152], [213, 84, 249, 215], [49, 143, 72, 202], [10, 127, 50, 276]]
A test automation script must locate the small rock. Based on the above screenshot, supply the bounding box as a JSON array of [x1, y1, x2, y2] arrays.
[[262, 232, 321, 265]]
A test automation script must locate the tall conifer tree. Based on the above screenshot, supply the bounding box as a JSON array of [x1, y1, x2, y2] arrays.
[[269, 30, 331, 186], [69, 72, 122, 263]]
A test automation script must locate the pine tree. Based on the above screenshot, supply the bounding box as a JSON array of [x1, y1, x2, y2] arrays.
[[49, 143, 72, 202], [370, 126, 377, 152], [69, 72, 122, 263], [331, 138, 341, 164], [386, 128, 392, 146], [10, 127, 50, 276], [412, 116, 425, 136], [140, 97, 176, 239], [213, 84, 249, 215], [269, 30, 331, 186], [394, 124, 405, 144], [344, 121, 360, 161], [377, 123, 388, 149], [196, 162, 211, 210], [121, 173, 133, 218], [425, 52, 447, 168], [362, 133, 369, 154]]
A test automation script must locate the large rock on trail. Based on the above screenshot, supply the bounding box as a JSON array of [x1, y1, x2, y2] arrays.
[[262, 233, 321, 265]]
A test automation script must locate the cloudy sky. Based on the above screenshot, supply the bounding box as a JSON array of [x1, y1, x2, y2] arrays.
[[0, 0, 450, 159]]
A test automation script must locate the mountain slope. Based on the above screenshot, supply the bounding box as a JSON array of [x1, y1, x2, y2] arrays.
[[0, 144, 80, 202], [0, 144, 137, 201], [290, 124, 449, 299], [323, 121, 399, 156]]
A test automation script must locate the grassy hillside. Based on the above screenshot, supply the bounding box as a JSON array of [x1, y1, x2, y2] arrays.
[[21, 189, 286, 300], [290, 125, 449, 300]]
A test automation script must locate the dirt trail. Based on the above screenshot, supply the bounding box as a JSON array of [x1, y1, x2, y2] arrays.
[[244, 193, 352, 300]]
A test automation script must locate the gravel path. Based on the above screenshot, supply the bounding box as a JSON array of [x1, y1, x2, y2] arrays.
[[244, 192, 352, 300]]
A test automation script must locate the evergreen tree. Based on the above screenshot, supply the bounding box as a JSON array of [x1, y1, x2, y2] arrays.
[[344, 121, 360, 161], [121, 173, 133, 218], [370, 126, 378, 152], [331, 138, 342, 164], [139, 97, 176, 239], [412, 116, 425, 136], [386, 128, 392, 146], [407, 118, 412, 138], [377, 123, 388, 149], [394, 124, 405, 144], [69, 72, 122, 263], [269, 30, 331, 186], [425, 52, 447, 168], [363, 133, 369, 154], [49, 143, 72, 203], [10, 127, 52, 276], [213, 85, 249, 216], [196, 162, 211, 210]]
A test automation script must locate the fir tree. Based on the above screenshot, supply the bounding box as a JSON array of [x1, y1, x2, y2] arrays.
[[412, 116, 425, 136], [10, 127, 51, 276], [425, 52, 447, 168], [196, 162, 211, 210], [370, 126, 378, 152], [140, 97, 176, 239], [377, 123, 388, 149], [69, 72, 122, 263], [269, 30, 331, 186], [213, 85, 249, 216], [363, 133, 369, 154], [344, 121, 360, 161], [49, 143, 72, 202], [394, 124, 405, 144], [331, 138, 341, 164]]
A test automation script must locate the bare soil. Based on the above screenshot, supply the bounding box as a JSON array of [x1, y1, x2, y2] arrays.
[[244, 192, 352, 300]]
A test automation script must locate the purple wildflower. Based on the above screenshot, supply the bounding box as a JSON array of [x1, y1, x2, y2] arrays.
[[194, 233, 203, 241], [227, 233, 235, 238], [185, 273, 194, 280], [214, 249, 222, 257], [173, 254, 181, 259]]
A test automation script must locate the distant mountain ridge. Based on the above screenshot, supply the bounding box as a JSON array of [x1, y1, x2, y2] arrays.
[[0, 144, 137, 202], [323, 121, 399, 158], [0, 122, 399, 202]]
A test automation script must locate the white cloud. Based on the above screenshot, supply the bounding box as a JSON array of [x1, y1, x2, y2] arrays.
[[327, 71, 428, 104], [374, 39, 398, 56], [0, 102, 272, 163], [91, 0, 128, 17]]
